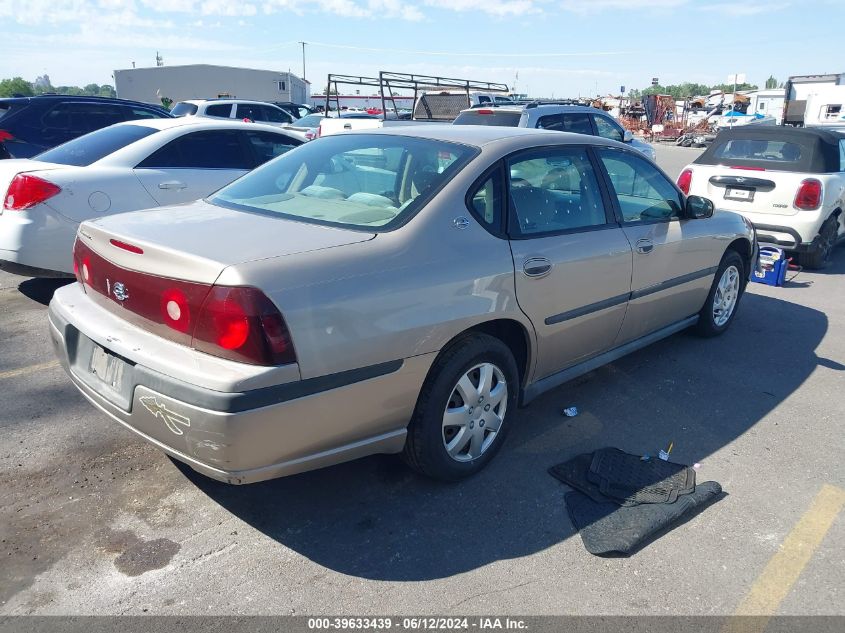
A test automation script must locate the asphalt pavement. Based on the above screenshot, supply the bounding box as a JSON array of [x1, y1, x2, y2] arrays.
[[0, 142, 843, 616]]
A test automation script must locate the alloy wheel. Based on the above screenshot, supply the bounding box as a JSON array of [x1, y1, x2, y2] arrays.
[[442, 363, 507, 462], [713, 265, 740, 327]]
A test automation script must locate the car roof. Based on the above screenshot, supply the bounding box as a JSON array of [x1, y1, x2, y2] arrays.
[[105, 117, 299, 134], [181, 99, 280, 107], [0, 94, 167, 109], [713, 125, 844, 144], [356, 124, 621, 148]]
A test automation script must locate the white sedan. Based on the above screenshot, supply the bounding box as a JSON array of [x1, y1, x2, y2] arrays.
[[0, 118, 304, 277]]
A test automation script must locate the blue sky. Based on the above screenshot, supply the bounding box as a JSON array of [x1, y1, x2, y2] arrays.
[[2, 0, 842, 98]]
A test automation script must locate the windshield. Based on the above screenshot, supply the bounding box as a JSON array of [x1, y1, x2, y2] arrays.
[[170, 102, 198, 117], [293, 114, 325, 127], [34, 124, 158, 166], [211, 134, 477, 231]]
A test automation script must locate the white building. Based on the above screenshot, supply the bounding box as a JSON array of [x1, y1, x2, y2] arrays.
[[114, 64, 310, 106]]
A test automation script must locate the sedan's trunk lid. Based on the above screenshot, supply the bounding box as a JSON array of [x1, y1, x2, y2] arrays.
[[80, 198, 376, 285]]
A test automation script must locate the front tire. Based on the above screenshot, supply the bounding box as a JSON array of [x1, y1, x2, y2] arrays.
[[694, 250, 745, 338], [403, 333, 519, 481]]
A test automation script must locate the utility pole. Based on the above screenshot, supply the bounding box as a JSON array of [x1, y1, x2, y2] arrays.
[[299, 41, 306, 81]]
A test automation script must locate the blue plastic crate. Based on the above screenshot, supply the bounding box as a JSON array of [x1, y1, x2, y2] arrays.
[[752, 246, 788, 287]]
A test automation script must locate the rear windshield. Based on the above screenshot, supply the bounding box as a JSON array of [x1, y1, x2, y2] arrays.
[[453, 111, 522, 127], [35, 124, 158, 166], [710, 139, 802, 165], [170, 102, 198, 117], [211, 134, 478, 231]]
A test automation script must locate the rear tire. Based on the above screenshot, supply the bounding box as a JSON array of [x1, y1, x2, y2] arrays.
[[694, 250, 745, 338], [797, 218, 837, 270], [403, 333, 518, 481]]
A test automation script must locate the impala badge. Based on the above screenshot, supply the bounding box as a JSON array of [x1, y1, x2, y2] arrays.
[[140, 396, 191, 435], [113, 281, 129, 302]]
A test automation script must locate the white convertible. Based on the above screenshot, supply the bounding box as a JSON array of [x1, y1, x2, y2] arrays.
[[0, 118, 304, 277]]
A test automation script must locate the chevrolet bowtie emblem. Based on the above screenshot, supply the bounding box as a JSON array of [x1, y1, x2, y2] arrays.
[[140, 396, 190, 435]]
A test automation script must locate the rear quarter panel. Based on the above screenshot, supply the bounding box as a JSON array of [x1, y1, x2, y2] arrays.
[[215, 152, 535, 382]]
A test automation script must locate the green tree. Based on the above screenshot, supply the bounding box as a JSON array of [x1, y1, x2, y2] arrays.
[[98, 85, 116, 98], [0, 77, 35, 98], [765, 75, 778, 89], [83, 83, 101, 95]]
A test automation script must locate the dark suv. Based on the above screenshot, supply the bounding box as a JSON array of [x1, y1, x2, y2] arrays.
[[0, 95, 171, 159]]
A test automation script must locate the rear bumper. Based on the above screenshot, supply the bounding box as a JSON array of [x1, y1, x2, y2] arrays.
[[0, 205, 78, 276], [48, 289, 434, 484], [752, 223, 807, 251]]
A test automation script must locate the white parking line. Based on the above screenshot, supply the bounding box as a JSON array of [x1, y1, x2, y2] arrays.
[[0, 359, 61, 381]]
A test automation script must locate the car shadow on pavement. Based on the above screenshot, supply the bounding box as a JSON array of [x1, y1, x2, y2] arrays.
[[183, 291, 832, 581], [17, 278, 74, 306]]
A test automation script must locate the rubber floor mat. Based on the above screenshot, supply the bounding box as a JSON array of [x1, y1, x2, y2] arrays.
[[549, 452, 634, 505], [588, 447, 696, 505], [566, 481, 724, 555]]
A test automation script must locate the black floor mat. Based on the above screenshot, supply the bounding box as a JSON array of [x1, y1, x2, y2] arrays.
[[565, 482, 724, 555], [588, 447, 696, 505], [549, 452, 631, 505]]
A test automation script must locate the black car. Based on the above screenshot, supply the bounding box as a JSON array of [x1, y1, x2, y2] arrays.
[[272, 101, 315, 120], [0, 95, 172, 159]]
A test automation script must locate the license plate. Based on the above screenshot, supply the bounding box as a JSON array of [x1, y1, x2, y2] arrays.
[[725, 187, 755, 202], [89, 345, 127, 391]]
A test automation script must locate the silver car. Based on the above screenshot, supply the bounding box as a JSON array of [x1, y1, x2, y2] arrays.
[[48, 126, 756, 483]]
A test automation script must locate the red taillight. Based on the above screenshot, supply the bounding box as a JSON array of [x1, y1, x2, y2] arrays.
[[0, 130, 13, 141], [794, 179, 822, 210], [4, 174, 61, 210], [72, 238, 296, 366], [193, 286, 296, 365], [730, 166, 766, 171], [110, 239, 144, 254], [677, 169, 693, 195]]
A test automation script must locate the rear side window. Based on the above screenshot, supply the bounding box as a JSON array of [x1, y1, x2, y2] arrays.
[[244, 130, 301, 165], [0, 101, 24, 123], [712, 139, 802, 164], [204, 104, 232, 118], [42, 103, 125, 134], [453, 111, 522, 126], [236, 104, 264, 121], [137, 130, 252, 169], [34, 124, 158, 166], [507, 147, 609, 235], [536, 113, 593, 135], [170, 102, 198, 117]]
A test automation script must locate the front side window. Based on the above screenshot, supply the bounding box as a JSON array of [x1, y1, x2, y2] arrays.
[[597, 148, 682, 223], [127, 107, 165, 121], [262, 105, 293, 124], [137, 130, 251, 169], [536, 113, 593, 135], [593, 115, 624, 142], [211, 134, 477, 230], [507, 147, 608, 236]]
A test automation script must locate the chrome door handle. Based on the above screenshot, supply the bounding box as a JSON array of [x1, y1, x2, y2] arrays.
[[635, 239, 654, 254], [159, 181, 187, 190], [523, 257, 552, 278]]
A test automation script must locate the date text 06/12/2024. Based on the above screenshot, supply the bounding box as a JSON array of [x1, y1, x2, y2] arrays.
[[307, 618, 529, 630]]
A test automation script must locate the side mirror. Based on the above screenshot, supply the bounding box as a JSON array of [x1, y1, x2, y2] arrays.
[[686, 195, 714, 219], [623, 130, 634, 143]]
